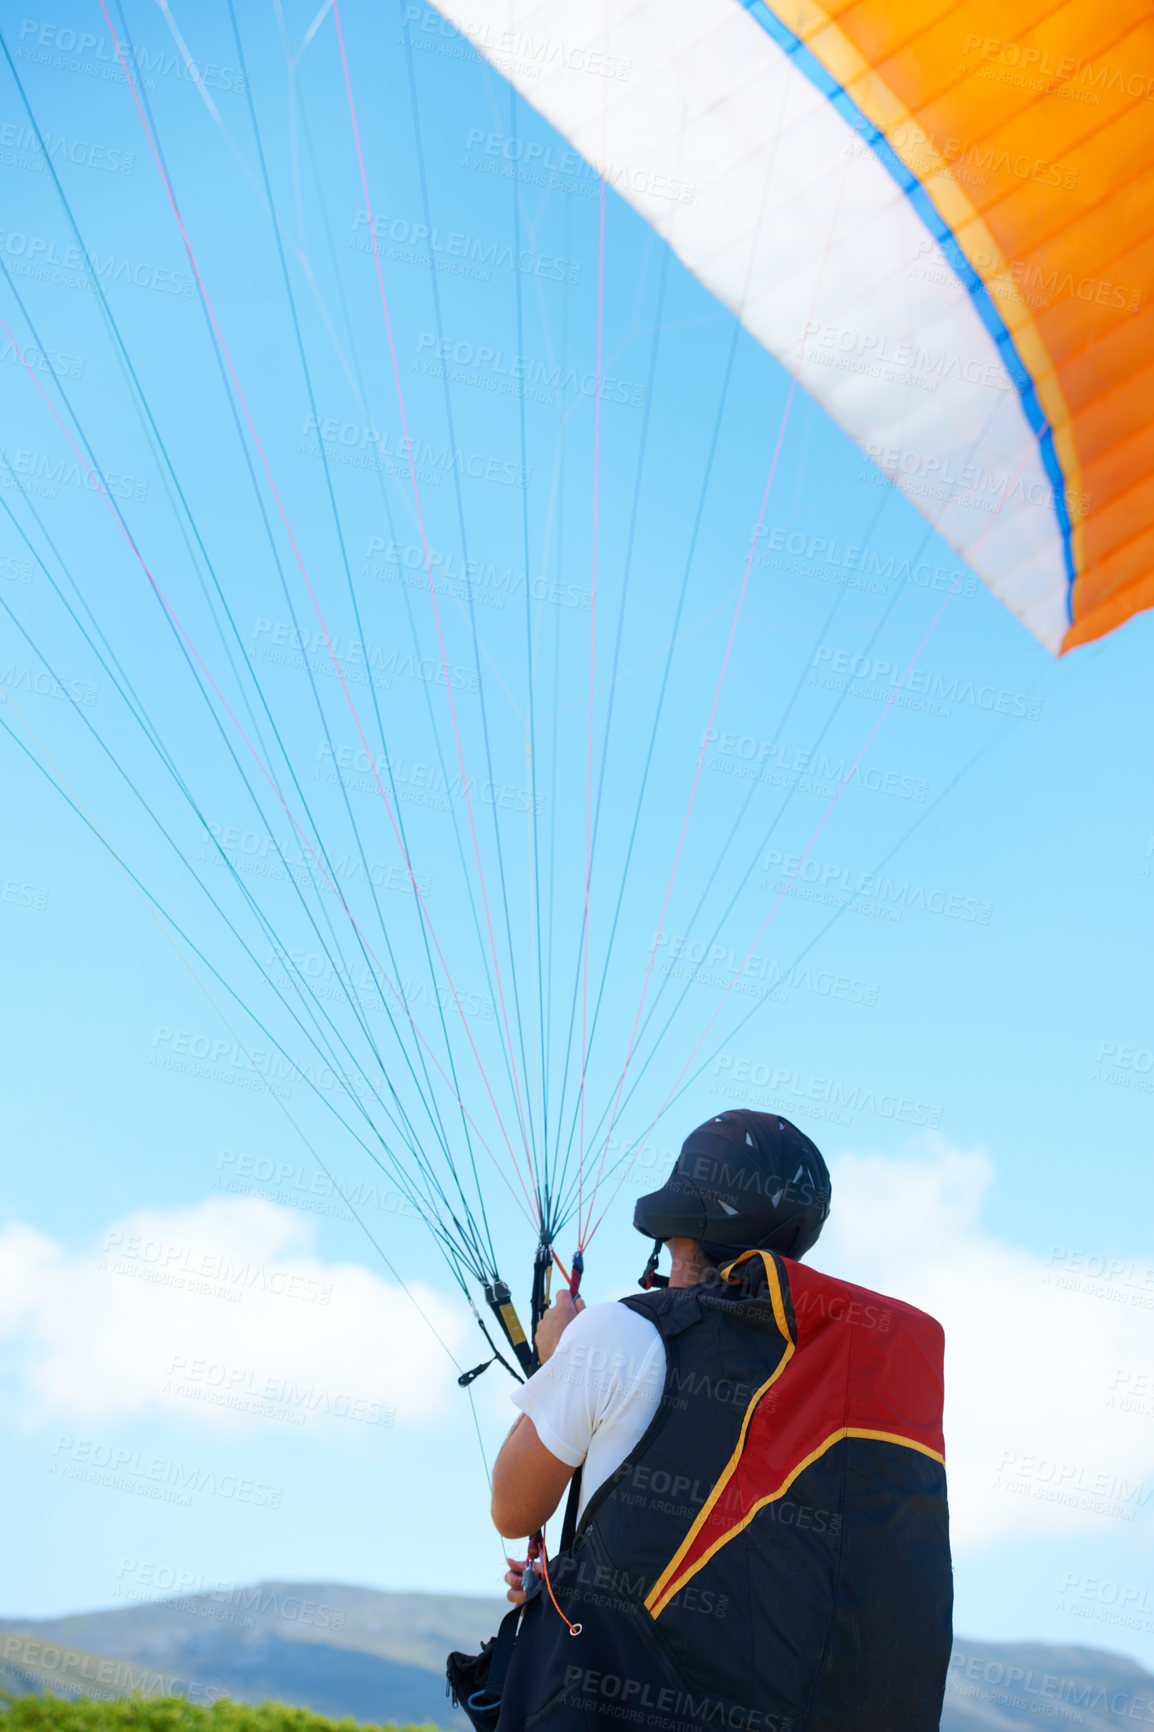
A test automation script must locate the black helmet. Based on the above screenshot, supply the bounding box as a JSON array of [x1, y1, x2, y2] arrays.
[[634, 1109, 830, 1272]]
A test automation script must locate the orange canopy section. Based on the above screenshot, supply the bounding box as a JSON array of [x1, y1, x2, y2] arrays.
[[787, 0, 1154, 648]]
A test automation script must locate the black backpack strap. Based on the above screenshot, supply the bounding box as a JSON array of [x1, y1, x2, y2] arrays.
[[559, 1465, 583, 1553], [483, 1603, 522, 1699], [621, 1285, 703, 1339], [446, 1604, 522, 1732]]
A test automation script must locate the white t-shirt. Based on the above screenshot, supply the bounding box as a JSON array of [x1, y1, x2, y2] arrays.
[[511, 1300, 666, 1522]]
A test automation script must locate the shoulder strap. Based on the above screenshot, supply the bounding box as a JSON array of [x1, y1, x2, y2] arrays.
[[484, 1603, 522, 1698], [559, 1465, 583, 1552], [620, 1285, 703, 1339]]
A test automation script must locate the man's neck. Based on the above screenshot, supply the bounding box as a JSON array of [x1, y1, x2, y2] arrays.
[[668, 1238, 711, 1288]]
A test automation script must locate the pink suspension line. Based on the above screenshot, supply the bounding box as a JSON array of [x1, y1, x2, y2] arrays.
[[579, 150, 858, 1246], [579, 373, 799, 1245], [0, 305, 543, 1226], [604, 431, 1050, 1208], [73, 7, 543, 1215], [330, 0, 539, 1197], [0, 306, 542, 1224], [576, 176, 607, 1243]]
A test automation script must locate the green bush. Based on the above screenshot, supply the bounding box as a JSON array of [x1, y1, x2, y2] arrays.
[[0, 1697, 437, 1732]]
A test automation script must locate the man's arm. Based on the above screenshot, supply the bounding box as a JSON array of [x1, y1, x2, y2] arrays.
[[490, 1291, 584, 1538], [490, 1412, 576, 1538]]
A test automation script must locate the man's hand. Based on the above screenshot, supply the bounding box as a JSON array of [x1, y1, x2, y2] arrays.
[[503, 1554, 541, 1606], [534, 1290, 585, 1364]]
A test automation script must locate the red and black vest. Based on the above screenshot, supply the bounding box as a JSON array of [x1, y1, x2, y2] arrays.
[[495, 1251, 952, 1732]]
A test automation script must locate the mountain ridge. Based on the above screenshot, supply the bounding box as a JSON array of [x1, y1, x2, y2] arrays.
[[4, 1582, 1152, 1731]]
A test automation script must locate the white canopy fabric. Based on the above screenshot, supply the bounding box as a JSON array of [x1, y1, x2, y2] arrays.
[[432, 0, 1071, 651]]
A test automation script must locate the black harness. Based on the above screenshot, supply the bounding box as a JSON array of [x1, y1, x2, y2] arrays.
[[449, 1254, 952, 1732]]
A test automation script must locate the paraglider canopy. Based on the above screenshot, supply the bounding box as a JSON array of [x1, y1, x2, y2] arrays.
[[437, 0, 1154, 654]]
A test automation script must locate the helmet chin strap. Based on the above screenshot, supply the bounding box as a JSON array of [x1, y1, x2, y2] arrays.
[[638, 1238, 669, 1290]]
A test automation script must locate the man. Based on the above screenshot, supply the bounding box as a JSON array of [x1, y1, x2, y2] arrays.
[[482, 1109, 953, 1732]]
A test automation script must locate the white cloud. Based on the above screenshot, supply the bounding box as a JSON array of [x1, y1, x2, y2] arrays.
[[816, 1140, 1154, 1550], [0, 1197, 466, 1438], [3, 1161, 1149, 1552]]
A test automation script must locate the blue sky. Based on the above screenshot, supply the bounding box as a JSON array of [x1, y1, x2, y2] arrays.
[[1, 0, 1153, 1675]]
